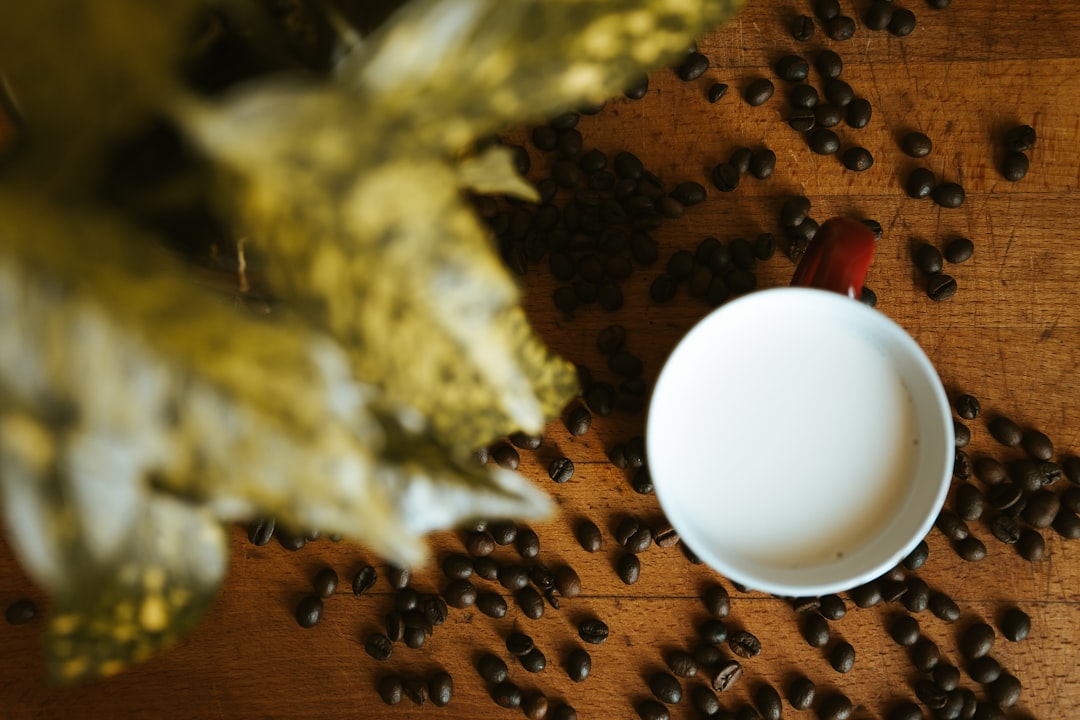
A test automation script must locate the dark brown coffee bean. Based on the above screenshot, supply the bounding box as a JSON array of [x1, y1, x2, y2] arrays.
[[520, 647, 546, 673], [443, 579, 477, 608], [907, 167, 936, 199], [802, 613, 830, 647], [694, 642, 723, 668], [807, 127, 840, 155], [953, 450, 972, 480], [937, 510, 970, 541], [403, 625, 427, 649], [774, 54, 810, 81], [791, 14, 816, 41], [509, 431, 542, 451], [960, 622, 995, 660], [864, 0, 895, 29], [466, 530, 496, 557], [955, 483, 985, 520], [819, 692, 853, 720], [651, 522, 679, 549], [792, 596, 821, 613], [846, 98, 872, 128], [489, 520, 517, 545], [578, 617, 609, 644], [711, 659, 743, 692], [492, 681, 523, 709], [617, 553, 641, 584], [1053, 506, 1080, 538], [506, 631, 535, 656], [932, 181, 966, 208], [663, 649, 697, 678], [988, 416, 1022, 446], [988, 673, 1021, 707], [957, 535, 987, 562], [1016, 528, 1045, 561], [829, 641, 855, 673], [1022, 489, 1060, 528], [1021, 429, 1054, 460], [421, 595, 448, 626], [933, 663, 962, 691], [295, 595, 323, 628], [902, 131, 933, 158], [999, 607, 1031, 642], [826, 15, 856, 40], [552, 565, 580, 598], [926, 273, 958, 301], [916, 679, 948, 709], [549, 703, 577, 720], [627, 526, 653, 553], [755, 684, 782, 720], [427, 671, 453, 707], [989, 513, 1021, 545], [890, 615, 920, 646], [974, 457, 1006, 485], [1065, 485, 1080, 511], [247, 517, 275, 546], [887, 702, 923, 720], [4, 599, 35, 626], [744, 78, 775, 106], [988, 481, 1023, 511], [888, 7, 917, 36], [819, 593, 847, 620], [378, 675, 403, 705], [968, 655, 1002, 685], [384, 611, 405, 642], [442, 553, 474, 580], [478, 653, 508, 684], [788, 676, 815, 710], [649, 671, 683, 704], [697, 584, 730, 619], [850, 581, 883, 608], [729, 630, 761, 658], [492, 442, 520, 470], [522, 692, 547, 720], [637, 699, 670, 720], [813, 0, 840, 21], [914, 242, 944, 274], [475, 591, 507, 618], [276, 529, 306, 551], [364, 631, 394, 660], [882, 579, 908, 603], [471, 557, 497, 582], [498, 564, 530, 591], [903, 540, 930, 570], [615, 515, 641, 546], [516, 587, 544, 619], [1004, 124, 1036, 152], [513, 527, 539, 559], [824, 78, 854, 107], [841, 146, 874, 171], [692, 685, 721, 715], [912, 637, 941, 672], [565, 404, 592, 436], [903, 577, 930, 613], [749, 147, 777, 179], [565, 647, 591, 682], [781, 196, 812, 228], [395, 588, 420, 613], [929, 592, 961, 622], [576, 519, 602, 552], [676, 51, 710, 81]]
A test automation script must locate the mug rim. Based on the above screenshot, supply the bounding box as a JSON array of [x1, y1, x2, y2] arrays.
[[645, 287, 954, 596]]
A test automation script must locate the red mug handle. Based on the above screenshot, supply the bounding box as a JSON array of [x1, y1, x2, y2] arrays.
[[790, 217, 877, 298]]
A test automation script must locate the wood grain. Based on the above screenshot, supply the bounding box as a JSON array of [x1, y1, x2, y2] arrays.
[[2, 0, 1080, 718]]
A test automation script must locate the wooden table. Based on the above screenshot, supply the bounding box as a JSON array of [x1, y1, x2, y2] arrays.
[[2, 0, 1078, 717]]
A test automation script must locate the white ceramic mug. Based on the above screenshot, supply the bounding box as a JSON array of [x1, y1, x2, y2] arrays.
[[646, 219, 954, 596]]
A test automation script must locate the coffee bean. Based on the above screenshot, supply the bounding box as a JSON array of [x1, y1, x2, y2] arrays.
[[967, 655, 1002, 685], [988, 416, 1022, 446], [819, 692, 853, 720], [729, 630, 761, 658], [829, 641, 855, 673], [1065, 484, 1080, 511], [442, 553, 474, 581], [890, 615, 921, 646], [990, 513, 1021, 544], [1001, 151, 1029, 182], [729, 147, 753, 174], [914, 243, 944, 274], [692, 685, 721, 715], [532, 126, 558, 152], [916, 679, 948, 709], [999, 607, 1031, 642], [788, 107, 817, 132], [901, 131, 933, 158], [550, 703, 577, 720], [780, 196, 812, 228], [385, 611, 405, 642], [912, 637, 941, 672], [1022, 489, 1060, 528], [573, 519, 602, 553], [954, 419, 971, 448], [548, 565, 579, 599], [755, 684, 782, 720], [933, 663, 962, 691], [841, 146, 873, 171], [824, 78, 854, 107], [988, 673, 1021, 707], [4, 599, 35, 626], [926, 273, 958, 301], [1040, 461, 1063, 486], [1021, 429, 1054, 460], [959, 622, 996, 660], [749, 147, 777, 179], [478, 653, 509, 684], [512, 528, 539, 559], [929, 592, 961, 623], [955, 483, 986, 521], [813, 0, 840, 21], [649, 671, 683, 704], [942, 237, 974, 264], [744, 78, 775, 106], [520, 647, 546, 673], [557, 129, 582, 159], [864, 0, 895, 29], [395, 588, 419, 613], [465, 530, 498, 558], [564, 405, 592, 436], [676, 52, 710, 81], [637, 699, 670, 720], [790, 83, 819, 108], [492, 681, 523, 709], [881, 579, 908, 603], [827, 15, 856, 40], [775, 54, 810, 82], [711, 659, 743, 692], [802, 613, 830, 647], [365, 632, 393, 660], [623, 72, 650, 99], [378, 675, 403, 705], [846, 98, 872, 128], [903, 578, 930, 613], [807, 127, 840, 155], [520, 692, 548, 720], [515, 587, 544, 620], [443, 579, 477, 608], [617, 553, 641, 584], [403, 625, 426, 649], [1004, 124, 1037, 152], [906, 167, 936, 199], [498, 564, 530, 591], [974, 457, 1007, 485], [989, 482, 1024, 512], [932, 182, 966, 208], [699, 584, 730, 619], [505, 631, 535, 657], [422, 595, 448, 626], [888, 7, 917, 36], [276, 529, 306, 551], [887, 702, 923, 720], [491, 442, 521, 470], [248, 517, 275, 546], [710, 162, 741, 193], [937, 509, 970, 541], [850, 580, 883, 608], [530, 563, 555, 592], [782, 675, 814, 710], [792, 14, 816, 40], [1016, 528, 1045, 561], [579, 618, 609, 644], [699, 618, 729, 645], [818, 593, 846, 620], [295, 595, 323, 628], [659, 649, 696, 679], [560, 646, 591, 683], [427, 671, 453, 707], [583, 382, 614, 415], [707, 82, 729, 102], [903, 540, 930, 570], [486, 520, 514, 545], [694, 642, 723, 668]]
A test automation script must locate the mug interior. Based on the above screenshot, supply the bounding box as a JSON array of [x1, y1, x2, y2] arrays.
[[646, 288, 953, 596]]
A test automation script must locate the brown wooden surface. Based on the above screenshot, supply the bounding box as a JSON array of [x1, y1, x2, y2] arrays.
[[3, 1, 1080, 718]]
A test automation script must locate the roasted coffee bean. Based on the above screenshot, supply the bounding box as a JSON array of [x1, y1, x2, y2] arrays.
[[403, 625, 427, 649], [578, 618, 609, 644], [775, 54, 810, 81], [615, 515, 641, 546], [903, 577, 930, 613], [522, 692, 548, 720], [824, 78, 854, 107], [385, 611, 405, 642], [649, 671, 683, 704], [509, 431, 543, 451], [926, 273, 958, 302], [613, 151, 644, 179], [395, 588, 420, 613], [248, 517, 275, 546], [730, 147, 753, 174], [968, 655, 1002, 685], [692, 685, 721, 715], [624, 72, 650, 99], [914, 243, 944, 274], [578, 148, 607, 174], [729, 630, 761, 658], [955, 483, 986, 521], [670, 182, 706, 207], [755, 684, 782, 720], [954, 419, 971, 447], [295, 595, 323, 628], [882, 578, 908, 603], [694, 642, 723, 668], [429, 671, 453, 707], [916, 679, 949, 709], [515, 528, 541, 559], [841, 146, 873, 171], [789, 107, 817, 134], [752, 233, 776, 262], [637, 699, 670, 720], [902, 131, 933, 158], [813, 0, 840, 21], [553, 565, 581, 598], [888, 7, 917, 36], [498, 564, 530, 591], [890, 615, 921, 646], [829, 641, 855, 673], [704, 584, 731, 618], [1021, 429, 1054, 460], [813, 106, 844, 130], [665, 650, 697, 678], [1039, 461, 1063, 486], [1065, 485, 1080, 510], [583, 382, 613, 415], [780, 196, 812, 228], [656, 196, 685, 220], [1000, 607, 1031, 642], [807, 595, 840, 621], [492, 442, 521, 470], [506, 631, 535, 656], [790, 83, 819, 108], [466, 531, 495, 557], [706, 81, 730, 102], [826, 15, 856, 40], [904, 540, 930, 570], [492, 681, 523, 709], [1001, 151, 1029, 182], [710, 162, 740, 193], [802, 613, 830, 647], [490, 520, 517, 545], [444, 579, 477, 608], [699, 618, 729, 645], [653, 522, 680, 548], [529, 563, 555, 591], [478, 653, 509, 684], [378, 675, 404, 705], [617, 553, 641, 584], [520, 647, 547, 673], [850, 581, 883, 608], [929, 592, 961, 622], [989, 416, 1022, 446], [1016, 528, 1045, 561], [907, 167, 936, 199], [744, 78, 775, 106], [422, 595, 448, 626], [846, 98, 872, 128], [807, 127, 840, 155], [365, 632, 393, 661], [276, 529, 306, 551], [565, 647, 591, 682], [988, 673, 1021, 707], [975, 457, 1007, 485], [1004, 124, 1037, 152], [933, 663, 962, 692], [443, 553, 474, 581], [730, 237, 757, 269], [476, 591, 507, 618], [989, 513, 1021, 545], [550, 703, 577, 720], [819, 692, 853, 720], [912, 637, 941, 672], [676, 52, 710, 81], [960, 622, 996, 660], [565, 405, 592, 436], [1022, 489, 1060, 528], [791, 13, 816, 40], [783, 676, 814, 710], [4, 599, 35, 626], [954, 450, 972, 480], [888, 702, 923, 720], [557, 129, 582, 159], [937, 510, 970, 541], [576, 519, 603, 552], [956, 689, 978, 719], [1053, 506, 1080, 538], [711, 659, 743, 692], [532, 126, 558, 152], [749, 147, 777, 179], [988, 482, 1023, 511], [864, 0, 895, 29], [932, 182, 966, 209]]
